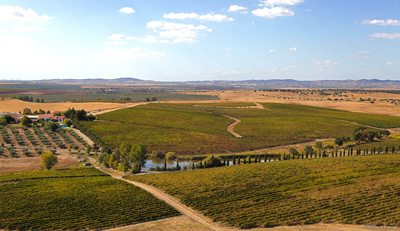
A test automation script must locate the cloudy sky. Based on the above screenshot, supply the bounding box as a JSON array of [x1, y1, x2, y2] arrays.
[[0, 0, 399, 81]]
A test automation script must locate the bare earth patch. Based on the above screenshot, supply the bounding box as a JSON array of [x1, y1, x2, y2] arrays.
[[0, 154, 79, 174], [106, 216, 213, 231], [0, 99, 145, 114]]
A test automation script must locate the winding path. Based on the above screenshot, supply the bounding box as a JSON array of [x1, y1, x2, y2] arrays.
[[222, 115, 242, 138], [92, 165, 230, 231]]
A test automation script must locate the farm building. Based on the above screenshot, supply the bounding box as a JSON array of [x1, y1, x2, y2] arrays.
[[2, 113, 68, 123]]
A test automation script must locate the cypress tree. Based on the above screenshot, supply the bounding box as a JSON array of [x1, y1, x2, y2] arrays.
[[306, 152, 308, 159], [392, 146, 395, 154], [227, 159, 230, 166], [254, 156, 258, 163], [199, 161, 203, 168], [204, 161, 207, 168], [269, 154, 271, 162], [264, 154, 267, 162], [248, 157, 251, 164], [279, 155, 281, 161], [192, 162, 195, 170], [223, 157, 226, 166], [238, 157, 240, 164], [340, 150, 342, 157], [302, 152, 304, 159], [233, 154, 236, 165], [176, 160, 180, 171], [385, 146, 389, 154], [164, 159, 167, 171], [335, 149, 338, 157], [244, 158, 246, 164], [351, 147, 353, 156]]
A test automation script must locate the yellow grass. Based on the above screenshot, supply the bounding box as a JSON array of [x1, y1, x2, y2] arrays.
[[0, 99, 144, 114]]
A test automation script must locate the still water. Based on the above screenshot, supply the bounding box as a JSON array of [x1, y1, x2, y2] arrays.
[[142, 158, 276, 170]]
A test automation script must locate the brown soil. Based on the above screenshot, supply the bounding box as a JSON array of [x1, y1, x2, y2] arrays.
[[0, 154, 79, 174], [106, 216, 213, 231], [0, 99, 137, 114]]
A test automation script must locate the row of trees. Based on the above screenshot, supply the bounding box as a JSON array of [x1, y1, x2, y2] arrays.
[[98, 142, 147, 173], [334, 127, 391, 146], [60, 108, 95, 121], [12, 96, 45, 103]]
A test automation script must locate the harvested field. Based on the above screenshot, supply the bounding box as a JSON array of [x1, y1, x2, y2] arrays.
[[0, 99, 142, 114]]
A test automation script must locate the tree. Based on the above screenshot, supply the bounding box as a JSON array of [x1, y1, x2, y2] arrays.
[[44, 122, 59, 132], [0, 118, 6, 125], [108, 153, 118, 169], [85, 145, 91, 155], [67, 145, 72, 154], [314, 141, 323, 150], [289, 148, 299, 157], [64, 119, 73, 127], [23, 108, 32, 115], [304, 146, 314, 156], [20, 116, 32, 126], [129, 143, 148, 173], [1, 115, 15, 124], [41, 151, 58, 170]]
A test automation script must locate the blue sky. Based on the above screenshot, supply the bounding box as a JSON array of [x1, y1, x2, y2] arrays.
[[0, 0, 399, 81]]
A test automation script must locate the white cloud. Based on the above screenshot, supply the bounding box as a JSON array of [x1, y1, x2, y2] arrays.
[[369, 33, 400, 39], [282, 65, 297, 71], [0, 5, 52, 23], [108, 34, 158, 43], [163, 13, 233, 22], [119, 7, 135, 14], [252, 7, 294, 18], [362, 19, 400, 26], [97, 47, 165, 62], [386, 62, 395, 65], [315, 60, 339, 66], [259, 0, 304, 6], [269, 49, 277, 53], [13, 24, 45, 32], [147, 20, 212, 43], [109, 34, 127, 40], [288, 47, 297, 51], [228, 5, 248, 13], [105, 40, 127, 46]]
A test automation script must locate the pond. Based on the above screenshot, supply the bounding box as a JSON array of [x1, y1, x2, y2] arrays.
[[142, 158, 277, 170]]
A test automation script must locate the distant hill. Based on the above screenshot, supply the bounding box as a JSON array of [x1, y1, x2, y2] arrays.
[[2, 78, 400, 90]]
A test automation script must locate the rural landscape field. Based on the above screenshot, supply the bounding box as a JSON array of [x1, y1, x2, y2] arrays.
[[2, 1, 400, 230]]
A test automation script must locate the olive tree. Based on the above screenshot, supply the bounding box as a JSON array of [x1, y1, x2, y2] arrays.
[[41, 151, 58, 170]]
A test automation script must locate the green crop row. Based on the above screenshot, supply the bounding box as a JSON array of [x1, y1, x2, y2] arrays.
[[0, 168, 180, 230], [264, 103, 400, 128], [128, 154, 400, 228]]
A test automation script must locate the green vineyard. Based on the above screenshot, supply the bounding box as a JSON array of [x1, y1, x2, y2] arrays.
[[0, 168, 180, 230], [128, 154, 400, 228]]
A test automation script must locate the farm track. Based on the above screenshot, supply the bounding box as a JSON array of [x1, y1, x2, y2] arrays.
[[89, 102, 150, 115], [222, 115, 242, 138], [93, 164, 231, 231]]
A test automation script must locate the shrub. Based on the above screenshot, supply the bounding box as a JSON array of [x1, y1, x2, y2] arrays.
[[166, 152, 177, 160]]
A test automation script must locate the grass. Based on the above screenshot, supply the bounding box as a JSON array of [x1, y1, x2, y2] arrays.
[[128, 154, 400, 228], [0, 168, 180, 230], [265, 103, 400, 128]]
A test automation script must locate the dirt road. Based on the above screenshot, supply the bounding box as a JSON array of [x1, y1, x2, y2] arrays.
[[93, 165, 230, 231], [222, 115, 242, 138]]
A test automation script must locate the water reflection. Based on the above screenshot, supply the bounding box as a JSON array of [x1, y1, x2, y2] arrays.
[[143, 157, 276, 171]]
